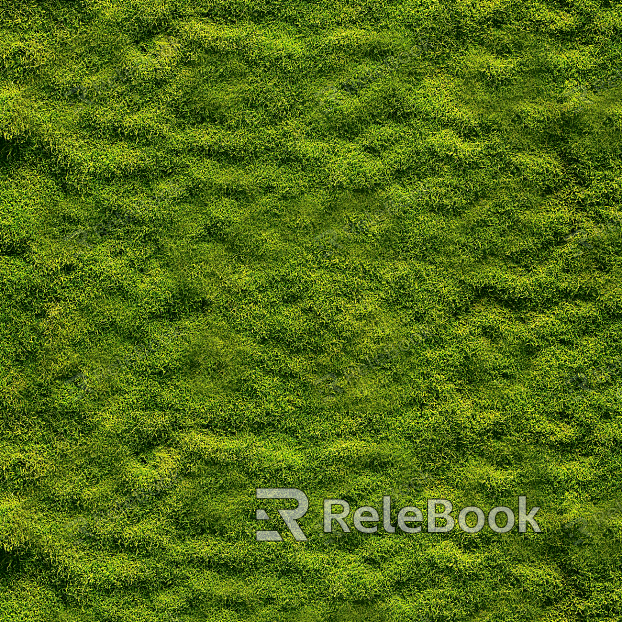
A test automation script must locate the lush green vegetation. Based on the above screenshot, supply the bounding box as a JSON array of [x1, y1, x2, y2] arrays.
[[1, 0, 622, 620]]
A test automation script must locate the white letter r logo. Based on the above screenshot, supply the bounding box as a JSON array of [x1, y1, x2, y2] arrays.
[[256, 488, 309, 541]]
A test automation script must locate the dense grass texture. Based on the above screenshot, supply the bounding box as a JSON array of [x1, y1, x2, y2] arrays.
[[1, 0, 622, 620]]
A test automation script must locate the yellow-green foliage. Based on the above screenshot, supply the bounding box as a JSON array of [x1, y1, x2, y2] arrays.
[[1, 0, 622, 620]]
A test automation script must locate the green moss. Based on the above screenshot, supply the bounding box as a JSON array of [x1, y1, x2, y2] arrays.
[[1, 0, 622, 620]]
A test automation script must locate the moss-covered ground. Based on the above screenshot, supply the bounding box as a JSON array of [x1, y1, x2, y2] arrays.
[[1, 0, 622, 620]]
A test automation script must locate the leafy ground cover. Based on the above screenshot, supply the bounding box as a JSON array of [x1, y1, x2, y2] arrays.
[[1, 0, 622, 620]]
